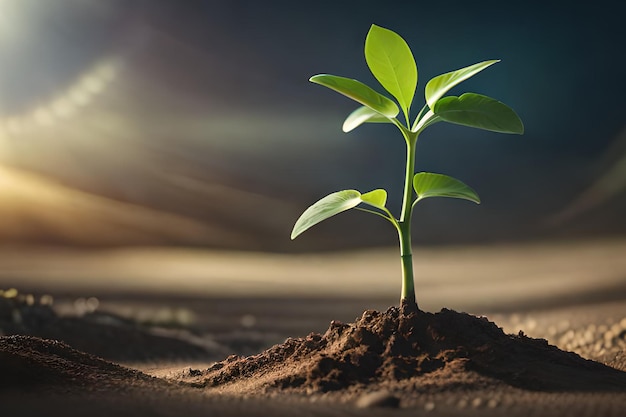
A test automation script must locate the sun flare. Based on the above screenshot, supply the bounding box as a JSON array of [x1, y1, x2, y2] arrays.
[[0, 59, 120, 138]]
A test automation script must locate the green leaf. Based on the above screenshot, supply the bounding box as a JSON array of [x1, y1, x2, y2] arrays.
[[365, 24, 417, 119], [291, 189, 388, 239], [361, 189, 387, 210], [433, 93, 524, 134], [425, 60, 499, 110], [310, 74, 399, 118], [291, 190, 361, 240], [413, 172, 480, 204], [343, 106, 392, 132]]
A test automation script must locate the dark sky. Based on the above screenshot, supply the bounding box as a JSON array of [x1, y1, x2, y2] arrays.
[[137, 1, 626, 172]]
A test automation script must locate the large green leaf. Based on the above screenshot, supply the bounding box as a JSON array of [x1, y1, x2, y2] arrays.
[[365, 24, 417, 118], [413, 172, 480, 203], [434, 93, 524, 134], [425, 60, 499, 110], [310, 74, 399, 118], [343, 106, 393, 132], [291, 189, 388, 239]]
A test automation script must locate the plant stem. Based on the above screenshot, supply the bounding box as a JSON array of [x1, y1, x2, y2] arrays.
[[398, 221, 415, 305], [400, 134, 417, 222], [398, 130, 418, 308]]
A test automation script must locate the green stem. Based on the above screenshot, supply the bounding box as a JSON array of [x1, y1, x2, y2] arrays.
[[355, 207, 398, 227], [400, 134, 417, 222], [398, 221, 415, 305], [397, 129, 418, 308]]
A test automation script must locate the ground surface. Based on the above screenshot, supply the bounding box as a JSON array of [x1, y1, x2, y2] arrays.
[[0, 239, 625, 416]]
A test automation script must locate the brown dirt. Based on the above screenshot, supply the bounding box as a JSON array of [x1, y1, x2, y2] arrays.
[[1, 291, 625, 416], [0, 335, 162, 392], [0, 291, 217, 361], [183, 303, 626, 397]]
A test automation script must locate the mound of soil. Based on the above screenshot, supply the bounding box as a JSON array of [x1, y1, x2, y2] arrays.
[[0, 335, 161, 392], [185, 305, 626, 395]]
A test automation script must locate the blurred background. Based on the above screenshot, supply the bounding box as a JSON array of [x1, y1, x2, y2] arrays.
[[0, 0, 624, 253], [0, 0, 625, 351]]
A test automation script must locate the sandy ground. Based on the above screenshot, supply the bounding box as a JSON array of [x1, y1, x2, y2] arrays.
[[0, 238, 625, 416]]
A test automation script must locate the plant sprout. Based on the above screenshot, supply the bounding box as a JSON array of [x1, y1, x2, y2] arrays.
[[291, 24, 523, 309]]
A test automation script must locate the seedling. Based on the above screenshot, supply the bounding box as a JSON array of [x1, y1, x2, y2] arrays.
[[291, 25, 523, 309]]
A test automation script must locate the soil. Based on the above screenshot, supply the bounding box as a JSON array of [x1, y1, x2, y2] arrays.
[[1, 291, 625, 417], [0, 335, 160, 392], [184, 302, 626, 396], [0, 290, 220, 361]]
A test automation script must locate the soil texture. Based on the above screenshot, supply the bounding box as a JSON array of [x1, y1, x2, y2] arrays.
[[0, 335, 161, 392], [184, 304, 626, 397], [0, 288, 625, 416], [0, 290, 217, 361]]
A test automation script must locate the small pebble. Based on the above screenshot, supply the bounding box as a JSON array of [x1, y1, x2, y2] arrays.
[[86, 297, 99, 312], [472, 397, 483, 408], [355, 391, 400, 408], [424, 401, 435, 411]]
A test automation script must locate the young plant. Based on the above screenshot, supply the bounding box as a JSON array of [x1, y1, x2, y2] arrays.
[[291, 24, 523, 310]]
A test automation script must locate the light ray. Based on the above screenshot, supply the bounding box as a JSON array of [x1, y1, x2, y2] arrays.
[[0, 59, 121, 140]]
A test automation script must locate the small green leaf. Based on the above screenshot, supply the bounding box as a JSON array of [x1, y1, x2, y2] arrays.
[[434, 93, 524, 134], [343, 106, 392, 132], [413, 172, 480, 204], [365, 24, 417, 119], [361, 189, 387, 210], [310, 74, 399, 118], [425, 60, 499, 110], [291, 189, 389, 239]]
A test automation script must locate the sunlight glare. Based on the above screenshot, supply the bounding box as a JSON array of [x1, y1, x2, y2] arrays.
[[0, 59, 120, 138]]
